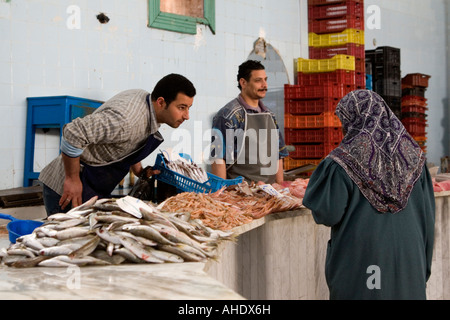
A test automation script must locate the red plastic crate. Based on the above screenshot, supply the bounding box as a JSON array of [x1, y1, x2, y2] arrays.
[[285, 113, 342, 129], [308, 1, 364, 20], [355, 57, 365, 73], [284, 83, 356, 99], [309, 43, 365, 59], [290, 142, 340, 159], [309, 16, 364, 34], [402, 96, 428, 107], [285, 127, 344, 144], [308, 0, 364, 6], [401, 104, 428, 114], [297, 70, 356, 86], [402, 73, 431, 88], [402, 117, 428, 136], [285, 97, 339, 115]]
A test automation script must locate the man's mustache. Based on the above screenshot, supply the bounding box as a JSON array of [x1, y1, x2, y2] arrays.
[[258, 88, 268, 92]]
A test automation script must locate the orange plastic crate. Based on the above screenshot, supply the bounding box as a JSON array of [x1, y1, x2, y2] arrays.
[[285, 127, 343, 144], [284, 157, 322, 171], [290, 142, 340, 159], [285, 113, 342, 129], [285, 97, 339, 115]]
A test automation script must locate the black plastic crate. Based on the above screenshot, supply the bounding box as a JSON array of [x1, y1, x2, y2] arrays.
[[374, 64, 401, 80], [402, 87, 426, 98], [374, 46, 401, 66], [382, 94, 402, 115], [374, 78, 401, 96]]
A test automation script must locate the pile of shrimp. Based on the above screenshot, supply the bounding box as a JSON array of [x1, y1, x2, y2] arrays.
[[160, 191, 253, 230], [160, 182, 304, 230]]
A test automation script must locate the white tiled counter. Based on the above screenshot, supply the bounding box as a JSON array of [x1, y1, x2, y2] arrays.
[[206, 191, 450, 300], [0, 191, 448, 300]]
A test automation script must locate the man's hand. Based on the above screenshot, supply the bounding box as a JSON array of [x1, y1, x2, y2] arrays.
[[61, 153, 83, 210], [60, 176, 83, 210]]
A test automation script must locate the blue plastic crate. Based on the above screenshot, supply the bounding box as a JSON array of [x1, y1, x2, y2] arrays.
[[366, 74, 373, 90], [153, 153, 243, 193]]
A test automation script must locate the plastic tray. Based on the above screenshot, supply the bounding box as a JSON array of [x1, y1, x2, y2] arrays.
[[297, 55, 355, 73], [402, 73, 431, 88], [309, 29, 364, 47], [153, 153, 243, 194]]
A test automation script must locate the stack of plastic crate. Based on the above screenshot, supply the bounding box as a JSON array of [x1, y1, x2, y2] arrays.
[[365, 46, 402, 118], [308, 0, 366, 88], [283, 0, 364, 171], [401, 73, 431, 153], [284, 56, 357, 170]]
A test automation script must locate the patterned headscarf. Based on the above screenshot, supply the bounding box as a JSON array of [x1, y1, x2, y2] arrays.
[[328, 90, 426, 213]]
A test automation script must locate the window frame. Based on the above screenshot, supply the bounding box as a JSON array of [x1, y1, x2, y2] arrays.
[[148, 0, 215, 35]]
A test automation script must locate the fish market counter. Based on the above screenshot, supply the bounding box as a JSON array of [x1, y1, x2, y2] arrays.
[[206, 191, 450, 300], [0, 191, 448, 300]]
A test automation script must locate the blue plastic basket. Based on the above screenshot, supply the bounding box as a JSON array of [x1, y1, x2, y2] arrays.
[[153, 153, 243, 193]]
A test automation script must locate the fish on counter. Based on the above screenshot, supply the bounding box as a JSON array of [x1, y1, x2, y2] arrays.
[[0, 196, 234, 268]]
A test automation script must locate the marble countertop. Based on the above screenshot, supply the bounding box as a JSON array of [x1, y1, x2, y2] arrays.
[[0, 226, 247, 300], [0, 262, 243, 300], [0, 208, 313, 300]]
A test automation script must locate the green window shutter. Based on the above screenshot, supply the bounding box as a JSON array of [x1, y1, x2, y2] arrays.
[[148, 0, 215, 35]]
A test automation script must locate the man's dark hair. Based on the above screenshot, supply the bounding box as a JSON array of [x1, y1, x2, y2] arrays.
[[237, 60, 265, 91], [151, 73, 196, 106]]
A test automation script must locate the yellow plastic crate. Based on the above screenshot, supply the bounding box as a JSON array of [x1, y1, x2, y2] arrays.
[[296, 55, 355, 73], [309, 29, 365, 48]]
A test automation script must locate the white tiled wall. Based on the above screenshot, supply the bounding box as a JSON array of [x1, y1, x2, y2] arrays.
[[0, 0, 448, 189], [0, 0, 304, 189]]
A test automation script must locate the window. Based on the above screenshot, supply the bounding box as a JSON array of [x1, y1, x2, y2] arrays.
[[148, 0, 215, 35]]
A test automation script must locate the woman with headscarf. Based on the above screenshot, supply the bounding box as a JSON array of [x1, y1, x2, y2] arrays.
[[303, 90, 435, 300]]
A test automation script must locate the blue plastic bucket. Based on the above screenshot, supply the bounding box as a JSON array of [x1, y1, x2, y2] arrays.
[[0, 213, 44, 243]]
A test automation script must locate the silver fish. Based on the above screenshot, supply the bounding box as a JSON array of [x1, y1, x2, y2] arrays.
[[54, 227, 91, 240], [67, 196, 98, 214], [118, 235, 164, 263], [158, 245, 205, 262], [122, 224, 175, 246], [69, 235, 101, 259]]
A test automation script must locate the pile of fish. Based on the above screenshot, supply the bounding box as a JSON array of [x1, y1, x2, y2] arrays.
[[161, 150, 208, 183], [0, 196, 234, 268]]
